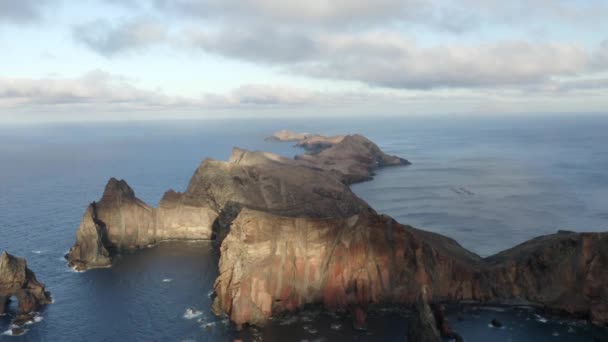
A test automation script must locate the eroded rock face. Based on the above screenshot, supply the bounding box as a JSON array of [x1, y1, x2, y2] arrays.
[[0, 251, 51, 318], [184, 148, 368, 218], [481, 231, 608, 325], [67, 179, 220, 270], [212, 208, 482, 327], [212, 207, 608, 327]]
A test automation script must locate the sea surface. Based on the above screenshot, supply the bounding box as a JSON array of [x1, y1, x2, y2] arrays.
[[1, 115, 607, 341]]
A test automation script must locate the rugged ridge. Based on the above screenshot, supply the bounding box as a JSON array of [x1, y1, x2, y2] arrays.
[[0, 251, 52, 325], [66, 131, 608, 331], [66, 134, 398, 270]]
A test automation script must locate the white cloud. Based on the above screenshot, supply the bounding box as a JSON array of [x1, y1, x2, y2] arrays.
[[0, 70, 190, 107], [191, 28, 592, 89]]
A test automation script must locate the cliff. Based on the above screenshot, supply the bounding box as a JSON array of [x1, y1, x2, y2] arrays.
[[213, 208, 608, 327], [0, 251, 52, 326]]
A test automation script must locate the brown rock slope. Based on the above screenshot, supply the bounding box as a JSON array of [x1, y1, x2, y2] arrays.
[[294, 134, 411, 183], [0, 251, 52, 320]]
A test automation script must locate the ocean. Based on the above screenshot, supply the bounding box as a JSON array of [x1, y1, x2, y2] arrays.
[[1, 115, 607, 341]]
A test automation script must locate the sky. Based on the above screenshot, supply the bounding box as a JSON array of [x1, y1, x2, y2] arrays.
[[1, 0, 608, 122]]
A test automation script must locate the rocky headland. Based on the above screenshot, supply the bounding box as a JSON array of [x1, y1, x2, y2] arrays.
[[66, 131, 608, 333], [0, 251, 52, 333]]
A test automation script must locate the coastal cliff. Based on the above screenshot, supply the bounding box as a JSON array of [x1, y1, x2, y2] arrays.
[[212, 207, 608, 327], [66, 130, 608, 329], [0, 251, 52, 330]]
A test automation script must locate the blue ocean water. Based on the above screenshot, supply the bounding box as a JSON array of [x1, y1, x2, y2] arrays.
[[0, 115, 607, 341]]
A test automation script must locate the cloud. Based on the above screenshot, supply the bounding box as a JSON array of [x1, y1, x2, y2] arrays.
[[72, 18, 167, 56], [153, 0, 608, 31], [593, 40, 608, 69], [190, 28, 590, 89], [0, 0, 52, 23], [154, 0, 432, 28], [0, 70, 190, 107], [189, 27, 320, 64]]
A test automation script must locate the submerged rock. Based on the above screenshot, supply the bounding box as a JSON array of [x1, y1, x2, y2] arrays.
[[0, 251, 51, 323], [490, 318, 503, 328]]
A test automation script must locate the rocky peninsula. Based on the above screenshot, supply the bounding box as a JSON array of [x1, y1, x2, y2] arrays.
[[0, 251, 52, 334], [66, 131, 608, 334]]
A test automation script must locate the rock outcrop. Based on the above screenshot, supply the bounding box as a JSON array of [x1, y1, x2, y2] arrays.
[[66, 178, 218, 271], [407, 295, 441, 342], [294, 134, 410, 184], [265, 130, 314, 142], [0, 251, 51, 321]]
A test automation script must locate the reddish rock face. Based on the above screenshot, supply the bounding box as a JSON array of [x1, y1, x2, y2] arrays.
[[0, 251, 52, 320], [213, 209, 608, 328], [213, 209, 483, 326]]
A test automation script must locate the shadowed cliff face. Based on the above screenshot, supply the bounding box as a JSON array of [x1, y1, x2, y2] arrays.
[[66, 178, 218, 271], [65, 132, 608, 329], [0, 251, 52, 324]]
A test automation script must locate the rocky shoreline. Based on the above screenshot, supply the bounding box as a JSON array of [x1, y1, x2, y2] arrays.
[[65, 131, 608, 335]]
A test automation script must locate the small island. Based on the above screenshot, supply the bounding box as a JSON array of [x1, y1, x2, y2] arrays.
[[65, 131, 608, 339], [0, 251, 52, 336]]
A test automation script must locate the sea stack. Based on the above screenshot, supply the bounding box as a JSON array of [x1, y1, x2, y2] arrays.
[[0, 251, 52, 324]]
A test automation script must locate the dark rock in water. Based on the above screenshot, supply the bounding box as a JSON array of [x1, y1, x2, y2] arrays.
[[407, 295, 441, 342], [0, 251, 51, 326], [433, 304, 463, 342], [12, 313, 36, 327], [490, 318, 503, 328], [352, 306, 367, 331], [11, 327, 26, 336]]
